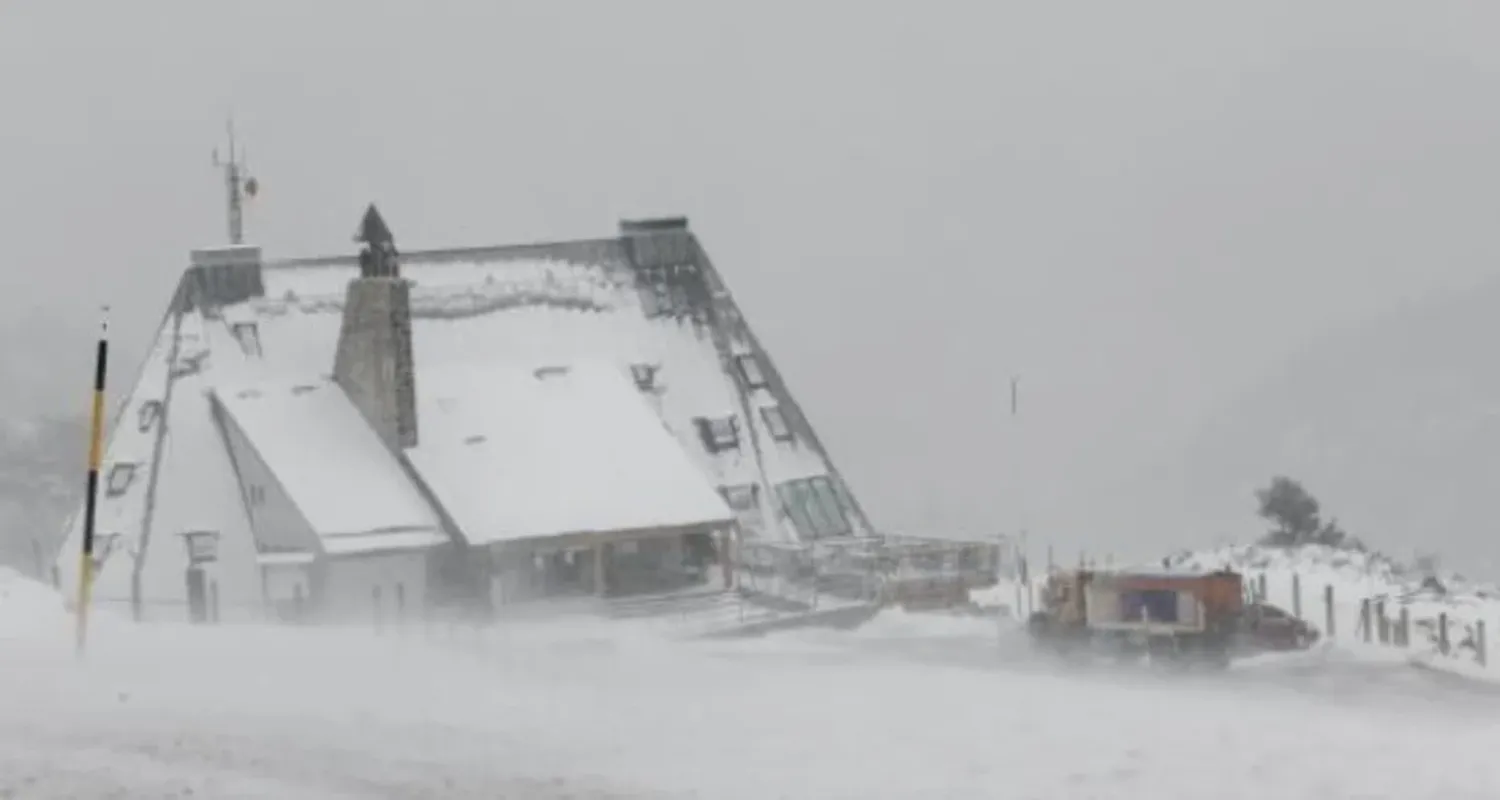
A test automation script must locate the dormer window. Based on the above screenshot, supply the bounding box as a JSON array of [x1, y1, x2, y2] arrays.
[[231, 321, 262, 358], [695, 415, 740, 454], [720, 483, 760, 512], [136, 400, 162, 433], [105, 462, 138, 497], [734, 354, 768, 389], [760, 406, 793, 442], [631, 363, 661, 392]]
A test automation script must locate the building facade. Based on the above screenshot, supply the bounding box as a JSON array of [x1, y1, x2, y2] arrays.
[[53, 212, 874, 623]]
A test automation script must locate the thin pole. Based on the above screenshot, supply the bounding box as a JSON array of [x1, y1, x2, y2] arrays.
[[214, 118, 248, 245], [75, 309, 110, 657], [226, 120, 243, 244]]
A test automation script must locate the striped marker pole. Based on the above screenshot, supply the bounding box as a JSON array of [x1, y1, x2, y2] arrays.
[[75, 309, 109, 657]]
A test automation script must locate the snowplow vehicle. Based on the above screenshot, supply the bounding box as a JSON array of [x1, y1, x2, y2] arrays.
[[1026, 568, 1247, 668]]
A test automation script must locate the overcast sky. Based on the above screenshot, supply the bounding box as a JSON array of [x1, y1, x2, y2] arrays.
[[4, 0, 1500, 560]]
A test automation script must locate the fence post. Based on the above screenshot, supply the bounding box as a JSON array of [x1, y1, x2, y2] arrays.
[[1478, 620, 1488, 667], [1359, 598, 1372, 643], [1398, 606, 1410, 647], [1291, 573, 1302, 619], [1438, 612, 1450, 655], [1376, 600, 1388, 645], [1324, 585, 1335, 639]]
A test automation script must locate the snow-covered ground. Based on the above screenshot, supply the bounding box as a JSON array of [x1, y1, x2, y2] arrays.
[[8, 568, 1500, 797]]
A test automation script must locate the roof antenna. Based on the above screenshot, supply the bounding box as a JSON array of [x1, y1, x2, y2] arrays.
[[211, 117, 259, 245]]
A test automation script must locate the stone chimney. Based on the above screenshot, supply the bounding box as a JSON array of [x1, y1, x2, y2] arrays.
[[333, 204, 418, 449]]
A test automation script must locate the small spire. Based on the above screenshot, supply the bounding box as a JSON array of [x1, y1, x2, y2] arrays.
[[354, 204, 399, 278], [355, 203, 394, 246]]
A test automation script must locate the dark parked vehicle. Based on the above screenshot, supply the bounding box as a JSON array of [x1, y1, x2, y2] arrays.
[[1240, 602, 1319, 651]]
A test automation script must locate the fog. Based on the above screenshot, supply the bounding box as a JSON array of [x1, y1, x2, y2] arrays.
[[5, 0, 1500, 563], [8, 599, 1500, 796]]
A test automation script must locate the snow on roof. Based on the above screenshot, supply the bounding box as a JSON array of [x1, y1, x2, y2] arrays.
[[406, 361, 734, 544], [253, 255, 836, 495], [213, 377, 446, 546], [257, 552, 317, 567]]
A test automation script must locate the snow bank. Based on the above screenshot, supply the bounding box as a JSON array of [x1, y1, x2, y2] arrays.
[[1169, 544, 1500, 686], [0, 566, 68, 640]]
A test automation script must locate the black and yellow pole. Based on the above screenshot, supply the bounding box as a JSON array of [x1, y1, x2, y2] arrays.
[[75, 308, 109, 657]]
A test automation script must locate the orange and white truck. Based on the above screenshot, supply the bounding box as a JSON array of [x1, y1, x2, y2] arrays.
[[1026, 567, 1251, 667]]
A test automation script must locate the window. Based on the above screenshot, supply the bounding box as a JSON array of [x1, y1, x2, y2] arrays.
[[734, 354, 768, 389], [105, 462, 137, 497], [775, 476, 852, 540], [631, 363, 661, 392], [720, 484, 759, 511], [231, 321, 262, 357], [760, 406, 793, 441], [720, 484, 766, 533], [170, 351, 209, 379], [776, 481, 817, 539], [695, 416, 740, 454], [136, 400, 162, 433], [807, 476, 852, 537]]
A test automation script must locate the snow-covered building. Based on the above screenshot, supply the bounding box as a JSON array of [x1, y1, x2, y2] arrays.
[[54, 210, 875, 622]]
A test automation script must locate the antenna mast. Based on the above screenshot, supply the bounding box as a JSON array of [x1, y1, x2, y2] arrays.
[[212, 119, 258, 245]]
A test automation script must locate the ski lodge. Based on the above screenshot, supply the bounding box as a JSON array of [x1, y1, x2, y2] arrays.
[[54, 208, 882, 623]]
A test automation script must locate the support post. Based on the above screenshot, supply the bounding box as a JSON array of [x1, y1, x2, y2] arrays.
[[1256, 573, 1267, 603], [1359, 598, 1372, 643], [1439, 612, 1450, 655], [719, 531, 734, 590], [1376, 600, 1388, 644], [1477, 620, 1488, 667], [1398, 606, 1409, 647], [1324, 585, 1335, 639], [1291, 573, 1302, 619], [593, 542, 608, 597]]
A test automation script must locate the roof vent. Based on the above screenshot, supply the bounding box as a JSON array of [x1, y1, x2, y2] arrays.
[[619, 217, 689, 236]]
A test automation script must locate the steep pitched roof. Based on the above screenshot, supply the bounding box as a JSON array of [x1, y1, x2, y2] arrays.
[[54, 221, 875, 614], [212, 377, 446, 546]]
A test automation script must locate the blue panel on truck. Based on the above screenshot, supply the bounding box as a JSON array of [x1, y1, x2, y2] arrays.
[[1121, 589, 1179, 623]]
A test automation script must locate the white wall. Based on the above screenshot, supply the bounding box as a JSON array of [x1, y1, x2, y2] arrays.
[[317, 551, 427, 625]]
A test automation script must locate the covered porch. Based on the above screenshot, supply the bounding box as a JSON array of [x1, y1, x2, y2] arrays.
[[487, 522, 734, 605]]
